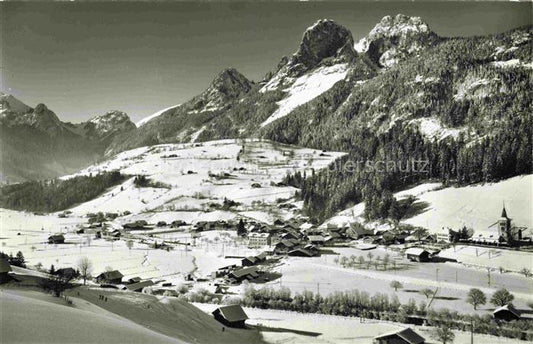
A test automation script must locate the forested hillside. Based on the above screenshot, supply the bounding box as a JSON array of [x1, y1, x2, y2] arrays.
[[263, 25, 532, 221], [0, 171, 125, 212]]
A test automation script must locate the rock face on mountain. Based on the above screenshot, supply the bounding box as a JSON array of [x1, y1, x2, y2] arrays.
[[355, 14, 438, 67], [189, 68, 254, 113], [77, 111, 136, 141], [291, 19, 356, 73]]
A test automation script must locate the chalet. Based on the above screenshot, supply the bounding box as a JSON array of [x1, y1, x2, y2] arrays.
[[242, 256, 258, 267], [307, 235, 325, 246], [493, 304, 521, 322], [248, 232, 270, 248], [274, 239, 298, 254], [95, 270, 123, 284], [373, 327, 425, 344], [125, 280, 154, 292], [48, 234, 65, 244], [212, 305, 248, 328], [288, 248, 317, 257], [0, 258, 12, 284], [127, 277, 142, 284], [348, 223, 374, 239], [405, 248, 431, 262], [228, 266, 260, 283], [55, 267, 77, 280], [242, 252, 268, 266]]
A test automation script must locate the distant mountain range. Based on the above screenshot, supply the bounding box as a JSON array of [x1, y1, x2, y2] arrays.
[[2, 14, 531, 185], [0, 93, 135, 183]]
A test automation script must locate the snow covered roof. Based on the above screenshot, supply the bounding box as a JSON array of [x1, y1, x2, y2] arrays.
[[494, 304, 521, 318], [374, 327, 425, 344], [213, 305, 248, 322], [405, 247, 429, 256]]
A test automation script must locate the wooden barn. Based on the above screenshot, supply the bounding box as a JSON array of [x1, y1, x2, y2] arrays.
[[95, 270, 123, 284], [48, 234, 65, 244], [212, 305, 248, 328], [493, 304, 521, 321], [405, 248, 430, 262], [373, 327, 425, 344]]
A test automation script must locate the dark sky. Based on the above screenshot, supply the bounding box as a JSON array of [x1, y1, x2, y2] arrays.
[[1, 1, 531, 124]]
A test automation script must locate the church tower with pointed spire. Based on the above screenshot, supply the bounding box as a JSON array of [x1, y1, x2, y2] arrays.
[[498, 204, 512, 241]]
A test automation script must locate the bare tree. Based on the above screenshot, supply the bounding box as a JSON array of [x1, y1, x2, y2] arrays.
[[420, 288, 434, 299], [77, 257, 93, 285], [390, 280, 403, 292]]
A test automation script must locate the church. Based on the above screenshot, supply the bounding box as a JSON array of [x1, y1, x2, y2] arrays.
[[473, 206, 524, 245]]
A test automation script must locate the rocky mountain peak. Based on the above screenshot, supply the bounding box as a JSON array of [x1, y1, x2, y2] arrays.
[[369, 14, 431, 38], [189, 68, 253, 113], [84, 110, 136, 140], [292, 19, 356, 71], [210, 68, 253, 96], [355, 14, 437, 68], [0, 92, 32, 115]]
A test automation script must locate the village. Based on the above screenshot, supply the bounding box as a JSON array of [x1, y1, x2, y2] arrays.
[[1, 199, 532, 343], [1, 140, 532, 344]]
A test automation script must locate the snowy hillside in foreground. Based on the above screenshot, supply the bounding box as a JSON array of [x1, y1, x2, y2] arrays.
[[324, 175, 532, 234]]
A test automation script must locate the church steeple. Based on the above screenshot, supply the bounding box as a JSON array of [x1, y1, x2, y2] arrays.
[[501, 202, 508, 219]]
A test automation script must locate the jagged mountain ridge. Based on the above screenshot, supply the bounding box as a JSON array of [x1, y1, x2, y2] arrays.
[[112, 15, 530, 157], [0, 95, 136, 183]]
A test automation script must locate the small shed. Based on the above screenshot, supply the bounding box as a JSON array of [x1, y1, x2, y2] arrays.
[[48, 234, 65, 244], [212, 305, 249, 328], [493, 304, 521, 321], [373, 327, 425, 344], [95, 270, 123, 284], [0, 258, 12, 284], [405, 248, 431, 262]]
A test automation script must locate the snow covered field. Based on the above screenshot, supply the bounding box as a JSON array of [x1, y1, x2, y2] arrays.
[[193, 303, 523, 344], [262, 248, 532, 316]]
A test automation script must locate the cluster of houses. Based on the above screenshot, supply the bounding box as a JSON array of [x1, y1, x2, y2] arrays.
[[211, 251, 270, 285]]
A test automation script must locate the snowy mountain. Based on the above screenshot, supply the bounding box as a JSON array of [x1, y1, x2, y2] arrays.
[[0, 95, 135, 183], [72, 110, 136, 141], [354, 14, 438, 68]]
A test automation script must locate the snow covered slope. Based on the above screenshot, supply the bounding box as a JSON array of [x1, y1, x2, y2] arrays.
[[63, 139, 345, 218], [260, 63, 349, 127], [136, 104, 181, 127], [323, 175, 532, 235]]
